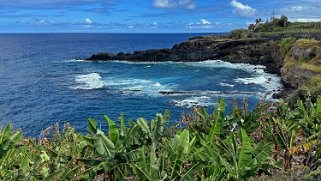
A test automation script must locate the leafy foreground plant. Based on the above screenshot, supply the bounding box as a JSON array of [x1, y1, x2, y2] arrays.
[[1, 98, 321, 180]]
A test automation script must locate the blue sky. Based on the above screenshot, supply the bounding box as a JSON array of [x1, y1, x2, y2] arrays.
[[0, 0, 320, 33]]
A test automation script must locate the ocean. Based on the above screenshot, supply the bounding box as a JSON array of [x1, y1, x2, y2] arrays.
[[0, 33, 282, 136]]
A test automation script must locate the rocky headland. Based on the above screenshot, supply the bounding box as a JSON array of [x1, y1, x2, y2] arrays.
[[86, 36, 282, 74], [86, 35, 321, 104]]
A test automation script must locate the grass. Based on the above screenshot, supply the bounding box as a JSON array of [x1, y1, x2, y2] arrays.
[[306, 76, 321, 94], [281, 37, 321, 103], [285, 22, 321, 32], [248, 19, 321, 40], [283, 39, 321, 70], [253, 21, 321, 33], [295, 38, 320, 47], [301, 63, 321, 73], [284, 61, 321, 74], [275, 37, 297, 57]]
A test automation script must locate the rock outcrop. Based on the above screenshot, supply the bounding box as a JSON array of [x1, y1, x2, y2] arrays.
[[86, 36, 284, 75], [280, 39, 321, 105]]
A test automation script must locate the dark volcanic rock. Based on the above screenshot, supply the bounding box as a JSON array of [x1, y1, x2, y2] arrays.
[[86, 37, 284, 74]]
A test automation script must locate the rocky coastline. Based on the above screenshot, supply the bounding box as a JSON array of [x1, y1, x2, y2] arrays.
[[86, 36, 283, 74], [86, 35, 321, 102]]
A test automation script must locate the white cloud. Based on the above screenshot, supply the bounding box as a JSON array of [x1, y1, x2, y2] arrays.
[[230, 0, 256, 17], [128, 23, 134, 29], [178, 0, 195, 9], [286, 6, 312, 12], [154, 0, 173, 8], [291, 18, 321, 22], [0, 0, 117, 10], [84, 18, 93, 24], [186, 19, 223, 29], [37, 19, 46, 24], [279, 2, 321, 23], [198, 19, 211, 25], [34, 19, 52, 25], [153, 0, 195, 9], [281, 5, 315, 14]]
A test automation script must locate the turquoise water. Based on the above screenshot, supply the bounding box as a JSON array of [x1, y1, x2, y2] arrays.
[[0, 33, 282, 136]]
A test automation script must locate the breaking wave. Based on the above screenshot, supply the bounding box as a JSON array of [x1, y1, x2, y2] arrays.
[[171, 96, 215, 108], [104, 78, 176, 96], [72, 73, 104, 90]]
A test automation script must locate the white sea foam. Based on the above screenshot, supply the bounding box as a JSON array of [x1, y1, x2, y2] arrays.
[[235, 77, 265, 85], [72, 73, 104, 90], [104, 78, 175, 96], [184, 60, 282, 99], [186, 60, 283, 99], [171, 96, 215, 108], [185, 60, 266, 72], [111, 60, 158, 65], [219, 82, 235, 88], [154, 82, 162, 87], [70, 59, 283, 99], [234, 72, 283, 99], [112, 60, 262, 73], [169, 91, 259, 109], [112, 60, 267, 74], [65, 59, 86, 62]]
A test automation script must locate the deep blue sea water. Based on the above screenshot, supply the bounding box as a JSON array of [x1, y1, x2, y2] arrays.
[[0, 33, 282, 136]]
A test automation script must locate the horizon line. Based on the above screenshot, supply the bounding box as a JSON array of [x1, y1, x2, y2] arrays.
[[0, 32, 229, 34]]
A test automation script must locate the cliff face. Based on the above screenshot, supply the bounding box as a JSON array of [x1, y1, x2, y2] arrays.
[[280, 39, 321, 104], [281, 39, 321, 88], [87, 37, 284, 74]]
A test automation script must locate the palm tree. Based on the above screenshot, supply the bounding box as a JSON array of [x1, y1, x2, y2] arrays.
[[280, 15, 288, 27], [255, 18, 262, 25]]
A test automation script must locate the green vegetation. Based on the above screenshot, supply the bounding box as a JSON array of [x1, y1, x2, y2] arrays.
[[282, 38, 321, 64], [249, 15, 321, 35], [298, 76, 321, 104], [282, 38, 321, 74], [228, 29, 250, 39], [275, 37, 297, 57], [228, 15, 321, 39], [295, 39, 320, 48], [1, 98, 321, 180], [248, 15, 290, 32], [279, 38, 321, 106]]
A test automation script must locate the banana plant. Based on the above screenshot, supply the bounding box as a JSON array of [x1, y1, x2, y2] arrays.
[[83, 110, 173, 180], [263, 116, 299, 170], [0, 124, 24, 179], [296, 99, 321, 135], [196, 129, 274, 181], [0, 124, 23, 157], [291, 99, 321, 170], [1, 98, 321, 180]]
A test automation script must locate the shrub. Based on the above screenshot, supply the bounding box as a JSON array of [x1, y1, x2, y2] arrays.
[[229, 29, 249, 39], [276, 37, 297, 57]]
